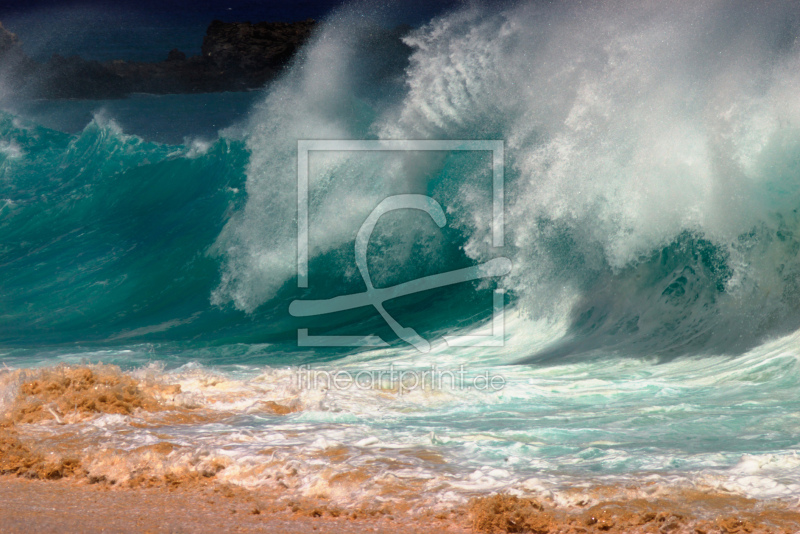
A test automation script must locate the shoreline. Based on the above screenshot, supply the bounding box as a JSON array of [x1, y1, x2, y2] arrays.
[[2, 474, 800, 533], [2, 365, 800, 533]]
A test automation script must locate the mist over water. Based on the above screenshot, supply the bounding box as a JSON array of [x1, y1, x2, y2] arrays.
[[206, 0, 800, 361]]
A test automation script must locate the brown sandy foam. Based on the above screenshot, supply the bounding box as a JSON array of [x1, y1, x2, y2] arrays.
[[0, 365, 300, 489], [0, 365, 189, 485], [2, 366, 800, 532], [0, 427, 82, 480], [2, 365, 174, 425], [467, 493, 800, 533]]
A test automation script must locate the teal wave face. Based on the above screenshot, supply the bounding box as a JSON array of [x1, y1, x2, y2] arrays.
[[0, 113, 250, 345], [3, 103, 799, 363], [0, 112, 499, 356]]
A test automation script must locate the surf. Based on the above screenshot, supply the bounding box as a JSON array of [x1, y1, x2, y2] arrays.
[[3, 0, 800, 365]]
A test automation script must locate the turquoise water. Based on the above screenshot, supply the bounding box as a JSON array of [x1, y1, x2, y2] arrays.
[[3, 0, 800, 510]]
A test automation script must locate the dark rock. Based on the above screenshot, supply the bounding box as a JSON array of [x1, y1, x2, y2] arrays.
[[0, 21, 18, 53], [166, 48, 187, 62], [0, 18, 319, 99], [202, 19, 315, 74], [0, 22, 38, 94], [40, 54, 127, 99]]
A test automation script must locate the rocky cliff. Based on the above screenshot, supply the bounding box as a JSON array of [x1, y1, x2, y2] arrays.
[[0, 19, 317, 99]]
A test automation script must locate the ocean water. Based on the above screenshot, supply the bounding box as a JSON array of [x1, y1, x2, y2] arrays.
[[4, 0, 800, 515]]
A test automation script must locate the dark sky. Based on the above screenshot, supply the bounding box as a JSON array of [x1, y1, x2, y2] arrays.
[[0, 0, 462, 61], [0, 0, 345, 21]]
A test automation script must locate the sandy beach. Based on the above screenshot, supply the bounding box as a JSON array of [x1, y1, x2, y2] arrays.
[[3, 365, 800, 533], [3, 474, 800, 533], [0, 476, 470, 534]]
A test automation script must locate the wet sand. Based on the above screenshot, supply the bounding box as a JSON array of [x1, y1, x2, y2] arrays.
[[0, 476, 468, 534], [4, 475, 800, 534]]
